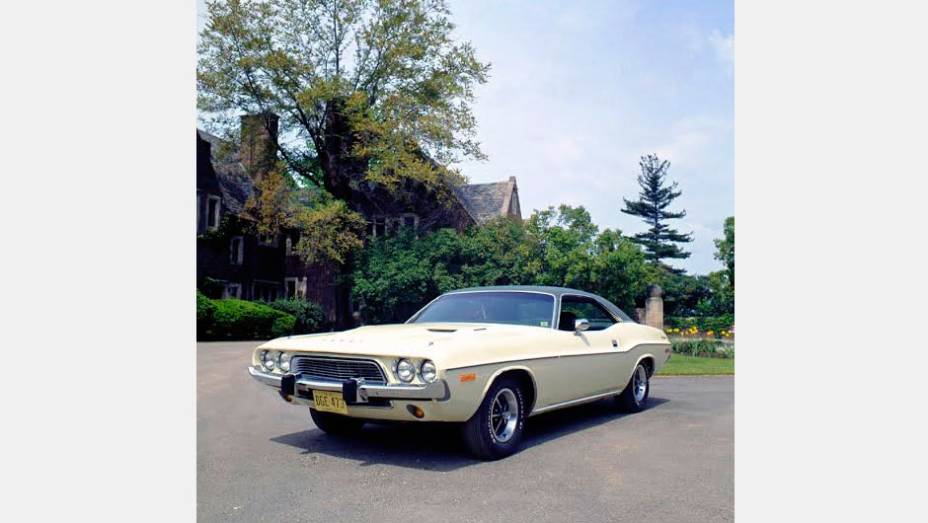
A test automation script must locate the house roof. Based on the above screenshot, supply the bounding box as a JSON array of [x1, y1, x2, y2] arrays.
[[197, 128, 519, 222], [453, 177, 520, 224], [197, 129, 253, 214]]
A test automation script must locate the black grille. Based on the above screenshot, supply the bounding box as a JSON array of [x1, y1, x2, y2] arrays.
[[291, 356, 387, 385]]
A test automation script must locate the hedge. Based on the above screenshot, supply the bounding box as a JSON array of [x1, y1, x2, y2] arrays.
[[197, 291, 297, 340]]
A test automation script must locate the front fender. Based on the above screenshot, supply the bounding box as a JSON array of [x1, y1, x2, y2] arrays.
[[443, 363, 539, 421]]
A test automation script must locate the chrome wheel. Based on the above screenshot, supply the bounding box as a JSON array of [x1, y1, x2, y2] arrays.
[[490, 388, 519, 443], [633, 365, 648, 403]]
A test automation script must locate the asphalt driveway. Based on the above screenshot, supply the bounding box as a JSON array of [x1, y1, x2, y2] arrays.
[[198, 341, 733, 522]]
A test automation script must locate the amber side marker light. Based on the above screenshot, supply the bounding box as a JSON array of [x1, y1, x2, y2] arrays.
[[459, 373, 476, 383], [407, 405, 425, 419]]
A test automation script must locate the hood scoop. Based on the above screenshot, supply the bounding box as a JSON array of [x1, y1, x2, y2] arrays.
[[427, 327, 458, 333]]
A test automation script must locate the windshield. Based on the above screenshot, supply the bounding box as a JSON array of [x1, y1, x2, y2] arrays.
[[410, 291, 555, 328]]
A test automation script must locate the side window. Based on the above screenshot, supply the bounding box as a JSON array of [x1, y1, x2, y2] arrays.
[[559, 296, 617, 331]]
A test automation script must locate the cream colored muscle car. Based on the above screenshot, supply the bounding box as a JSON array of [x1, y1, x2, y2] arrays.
[[248, 286, 671, 459]]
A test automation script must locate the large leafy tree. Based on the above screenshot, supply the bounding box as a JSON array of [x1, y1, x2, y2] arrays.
[[621, 154, 693, 265], [352, 206, 651, 322], [198, 0, 489, 327]]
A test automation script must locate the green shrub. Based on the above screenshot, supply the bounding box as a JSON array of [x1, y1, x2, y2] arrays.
[[271, 314, 297, 338], [264, 299, 327, 334], [198, 294, 297, 340], [197, 290, 217, 339], [671, 339, 735, 359]]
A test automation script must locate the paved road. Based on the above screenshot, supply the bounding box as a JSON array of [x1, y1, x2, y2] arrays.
[[198, 341, 733, 522]]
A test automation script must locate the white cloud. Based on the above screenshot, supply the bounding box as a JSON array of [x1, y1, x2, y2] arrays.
[[708, 30, 734, 70]]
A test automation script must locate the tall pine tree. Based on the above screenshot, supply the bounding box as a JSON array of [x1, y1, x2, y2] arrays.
[[621, 154, 693, 265]]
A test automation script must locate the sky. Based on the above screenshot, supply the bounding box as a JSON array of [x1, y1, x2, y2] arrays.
[[197, 0, 733, 275]]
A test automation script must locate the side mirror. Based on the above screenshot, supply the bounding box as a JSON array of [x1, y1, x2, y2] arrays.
[[574, 318, 591, 332]]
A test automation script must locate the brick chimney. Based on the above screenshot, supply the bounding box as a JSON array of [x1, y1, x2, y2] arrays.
[[240, 113, 279, 179]]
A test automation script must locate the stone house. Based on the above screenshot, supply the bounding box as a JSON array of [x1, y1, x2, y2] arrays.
[[196, 114, 522, 323]]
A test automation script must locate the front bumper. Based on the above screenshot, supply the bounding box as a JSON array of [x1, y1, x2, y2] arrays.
[[247, 366, 449, 403]]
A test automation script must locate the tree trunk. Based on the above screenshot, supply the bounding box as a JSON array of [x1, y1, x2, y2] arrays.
[[321, 99, 364, 330]]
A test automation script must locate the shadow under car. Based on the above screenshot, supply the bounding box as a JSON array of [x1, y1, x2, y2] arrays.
[[270, 396, 669, 471]]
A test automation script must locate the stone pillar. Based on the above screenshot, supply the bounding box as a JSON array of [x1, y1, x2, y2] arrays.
[[644, 284, 664, 330]]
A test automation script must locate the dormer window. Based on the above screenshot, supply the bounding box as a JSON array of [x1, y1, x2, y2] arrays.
[[206, 195, 221, 231], [230, 236, 244, 265]]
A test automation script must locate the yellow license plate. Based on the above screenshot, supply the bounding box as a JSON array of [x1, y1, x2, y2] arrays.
[[312, 390, 348, 415]]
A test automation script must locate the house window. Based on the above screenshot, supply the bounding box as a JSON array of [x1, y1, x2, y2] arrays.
[[253, 281, 279, 302], [196, 193, 202, 232], [224, 283, 242, 299], [285, 235, 297, 256], [285, 277, 299, 299], [230, 236, 244, 265], [371, 216, 386, 238], [207, 195, 221, 230], [258, 233, 278, 247]]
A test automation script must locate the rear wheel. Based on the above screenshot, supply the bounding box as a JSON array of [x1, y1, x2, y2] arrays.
[[461, 377, 526, 460], [616, 362, 650, 412], [309, 408, 365, 435]]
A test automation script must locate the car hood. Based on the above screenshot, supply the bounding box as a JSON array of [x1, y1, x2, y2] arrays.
[[258, 322, 547, 360]]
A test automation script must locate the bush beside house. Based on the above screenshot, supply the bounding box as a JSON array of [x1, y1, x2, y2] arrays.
[[263, 299, 327, 334], [198, 291, 301, 340]]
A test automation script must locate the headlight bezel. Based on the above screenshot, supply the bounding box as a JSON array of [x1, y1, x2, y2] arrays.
[[420, 360, 437, 383], [395, 358, 416, 382]]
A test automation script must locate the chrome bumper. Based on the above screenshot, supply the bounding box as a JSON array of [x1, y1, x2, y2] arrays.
[[247, 366, 449, 402]]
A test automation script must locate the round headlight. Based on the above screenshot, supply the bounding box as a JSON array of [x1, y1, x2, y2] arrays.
[[278, 352, 291, 372], [396, 359, 415, 382], [420, 360, 437, 383], [263, 351, 278, 371]]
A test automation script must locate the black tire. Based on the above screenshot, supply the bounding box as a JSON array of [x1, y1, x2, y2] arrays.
[[309, 408, 365, 435], [461, 376, 526, 460], [616, 362, 650, 412]]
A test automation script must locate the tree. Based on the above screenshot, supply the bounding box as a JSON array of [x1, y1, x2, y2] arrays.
[[351, 206, 652, 322], [621, 154, 693, 265], [714, 216, 734, 288], [198, 0, 489, 327]]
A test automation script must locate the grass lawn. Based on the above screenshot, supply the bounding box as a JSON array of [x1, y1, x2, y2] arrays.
[[657, 354, 734, 376]]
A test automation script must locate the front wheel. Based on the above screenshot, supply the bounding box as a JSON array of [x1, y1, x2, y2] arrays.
[[309, 408, 365, 435], [615, 363, 650, 412], [461, 377, 526, 460]]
